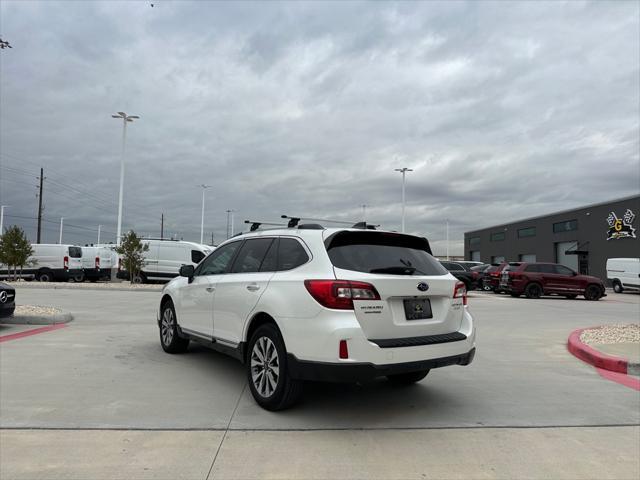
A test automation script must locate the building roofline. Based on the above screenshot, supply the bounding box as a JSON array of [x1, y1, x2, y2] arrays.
[[465, 194, 640, 235]]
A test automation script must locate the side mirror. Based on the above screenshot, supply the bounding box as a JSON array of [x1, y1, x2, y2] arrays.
[[179, 265, 195, 279]]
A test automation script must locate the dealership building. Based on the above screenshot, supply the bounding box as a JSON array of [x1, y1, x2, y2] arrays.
[[464, 195, 640, 281]]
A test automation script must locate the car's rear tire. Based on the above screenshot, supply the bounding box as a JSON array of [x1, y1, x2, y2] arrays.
[[37, 270, 52, 282], [525, 283, 542, 299], [159, 301, 189, 353], [387, 370, 430, 385], [613, 281, 623, 294], [73, 273, 84, 283], [564, 294, 578, 299], [247, 323, 302, 411], [584, 284, 602, 301], [132, 272, 146, 284]]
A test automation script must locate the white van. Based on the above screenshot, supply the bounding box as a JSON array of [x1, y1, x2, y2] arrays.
[[4, 244, 83, 282], [607, 258, 640, 293], [117, 240, 212, 283], [80, 246, 114, 282]]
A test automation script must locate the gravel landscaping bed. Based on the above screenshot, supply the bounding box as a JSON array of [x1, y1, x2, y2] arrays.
[[15, 305, 63, 316], [5, 281, 162, 291], [580, 324, 640, 345]]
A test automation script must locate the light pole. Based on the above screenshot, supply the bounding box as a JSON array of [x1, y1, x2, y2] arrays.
[[394, 167, 413, 233], [446, 219, 450, 260], [97, 225, 102, 245], [197, 184, 211, 244], [226, 209, 236, 239], [59, 217, 64, 244], [0, 205, 6, 235], [111, 112, 140, 245], [361, 204, 369, 222]]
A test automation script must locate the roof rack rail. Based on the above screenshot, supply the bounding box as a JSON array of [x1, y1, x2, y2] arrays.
[[244, 220, 287, 232], [281, 215, 377, 230]]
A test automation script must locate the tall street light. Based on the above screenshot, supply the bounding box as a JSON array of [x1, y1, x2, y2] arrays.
[[197, 184, 211, 244], [394, 167, 413, 233], [112, 112, 140, 245], [226, 209, 236, 239]]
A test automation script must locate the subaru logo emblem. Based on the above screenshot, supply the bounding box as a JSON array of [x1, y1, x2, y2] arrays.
[[0, 291, 7, 304], [417, 282, 429, 292]]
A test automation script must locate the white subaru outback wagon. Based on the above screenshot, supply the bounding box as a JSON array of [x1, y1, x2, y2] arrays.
[[158, 225, 476, 410]]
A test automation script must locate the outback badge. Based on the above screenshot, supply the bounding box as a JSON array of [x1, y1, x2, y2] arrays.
[[417, 282, 429, 292]]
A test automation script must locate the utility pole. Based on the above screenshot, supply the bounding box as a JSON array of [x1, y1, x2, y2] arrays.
[[37, 167, 44, 243], [226, 209, 234, 239], [211, 232, 214, 246], [394, 167, 413, 233], [160, 213, 164, 240], [59, 217, 64, 244], [97, 225, 102, 244]]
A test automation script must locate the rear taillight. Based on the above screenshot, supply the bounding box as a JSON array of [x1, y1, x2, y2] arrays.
[[339, 340, 349, 359], [304, 280, 380, 310], [490, 271, 500, 277], [453, 281, 467, 306], [95, 257, 100, 269], [63, 256, 69, 270]]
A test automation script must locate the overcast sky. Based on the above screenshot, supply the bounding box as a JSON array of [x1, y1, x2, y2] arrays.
[[0, 0, 638, 254]]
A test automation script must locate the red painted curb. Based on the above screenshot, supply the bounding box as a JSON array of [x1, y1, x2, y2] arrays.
[[567, 327, 628, 374], [0, 323, 67, 343]]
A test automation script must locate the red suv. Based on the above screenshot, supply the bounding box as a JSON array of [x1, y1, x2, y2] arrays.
[[499, 262, 606, 300]]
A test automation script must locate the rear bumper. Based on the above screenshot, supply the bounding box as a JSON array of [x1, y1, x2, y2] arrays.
[[287, 348, 475, 382]]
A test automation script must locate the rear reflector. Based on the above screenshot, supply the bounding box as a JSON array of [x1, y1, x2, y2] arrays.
[[304, 280, 380, 310], [95, 257, 100, 269], [453, 281, 467, 306], [63, 256, 69, 271], [339, 340, 349, 359]]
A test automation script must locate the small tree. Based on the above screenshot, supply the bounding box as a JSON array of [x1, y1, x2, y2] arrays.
[[0, 225, 34, 280], [115, 231, 149, 284]]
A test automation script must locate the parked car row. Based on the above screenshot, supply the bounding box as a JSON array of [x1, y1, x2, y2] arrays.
[[0, 240, 213, 284]]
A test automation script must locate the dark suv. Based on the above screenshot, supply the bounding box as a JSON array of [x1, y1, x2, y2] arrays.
[[439, 261, 480, 290], [499, 262, 606, 300]]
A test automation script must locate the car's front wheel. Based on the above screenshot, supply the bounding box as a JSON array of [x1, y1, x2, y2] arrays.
[[247, 324, 302, 411], [159, 301, 189, 353], [387, 370, 430, 385]]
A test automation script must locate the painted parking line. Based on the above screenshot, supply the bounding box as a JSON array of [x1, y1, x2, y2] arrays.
[[0, 324, 68, 343]]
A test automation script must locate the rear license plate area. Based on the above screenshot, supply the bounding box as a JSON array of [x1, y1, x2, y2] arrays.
[[403, 298, 433, 320]]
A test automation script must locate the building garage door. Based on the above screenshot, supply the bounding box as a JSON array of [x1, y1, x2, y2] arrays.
[[470, 251, 481, 262], [555, 241, 578, 271], [519, 254, 536, 262]]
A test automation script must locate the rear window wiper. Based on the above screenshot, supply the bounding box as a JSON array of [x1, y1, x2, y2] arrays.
[[369, 266, 416, 275]]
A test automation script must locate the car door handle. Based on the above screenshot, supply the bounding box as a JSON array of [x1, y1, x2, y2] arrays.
[[206, 287, 215, 293], [246, 284, 260, 292]]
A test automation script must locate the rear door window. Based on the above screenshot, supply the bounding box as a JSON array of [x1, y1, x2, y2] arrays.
[[326, 231, 446, 276], [554, 265, 574, 276], [231, 238, 274, 273], [277, 238, 309, 271], [68, 247, 82, 258]]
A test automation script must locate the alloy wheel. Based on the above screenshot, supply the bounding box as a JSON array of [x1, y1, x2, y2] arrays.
[[250, 336, 280, 398], [161, 308, 174, 346]]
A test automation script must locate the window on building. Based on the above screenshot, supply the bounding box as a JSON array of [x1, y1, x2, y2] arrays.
[[553, 219, 578, 233], [469, 236, 480, 247], [519, 254, 537, 262], [518, 227, 536, 238], [490, 232, 505, 242]]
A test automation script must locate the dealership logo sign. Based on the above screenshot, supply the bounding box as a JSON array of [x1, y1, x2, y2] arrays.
[[606, 209, 636, 240]]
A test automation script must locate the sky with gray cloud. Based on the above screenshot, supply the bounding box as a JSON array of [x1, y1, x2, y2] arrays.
[[0, 0, 638, 254]]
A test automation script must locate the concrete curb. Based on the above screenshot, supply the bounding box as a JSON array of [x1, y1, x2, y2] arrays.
[[1, 313, 74, 325], [567, 327, 640, 375]]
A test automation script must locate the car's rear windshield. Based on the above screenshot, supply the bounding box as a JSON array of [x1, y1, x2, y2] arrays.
[[68, 247, 82, 258], [325, 231, 446, 276]]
